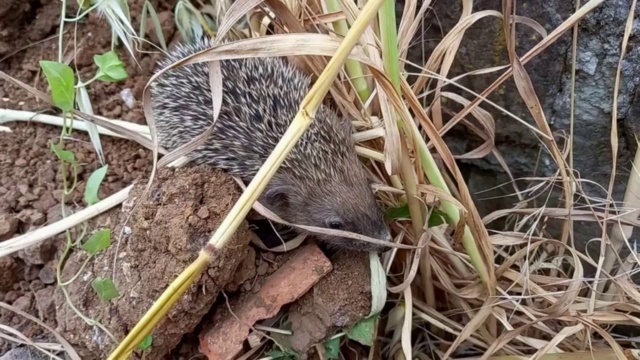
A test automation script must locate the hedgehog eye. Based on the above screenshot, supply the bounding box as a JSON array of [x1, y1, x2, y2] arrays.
[[327, 220, 344, 229]]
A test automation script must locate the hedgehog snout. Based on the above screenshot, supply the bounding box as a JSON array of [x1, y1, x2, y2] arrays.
[[368, 221, 393, 252]]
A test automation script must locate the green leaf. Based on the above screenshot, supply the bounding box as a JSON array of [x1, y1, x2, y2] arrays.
[[50, 142, 76, 164], [84, 165, 108, 205], [323, 337, 340, 359], [138, 334, 153, 350], [81, 229, 111, 255], [384, 204, 410, 221], [265, 350, 296, 359], [346, 315, 378, 346], [91, 277, 119, 302], [385, 204, 449, 228], [77, 0, 90, 10], [39, 61, 75, 112], [428, 208, 449, 227], [94, 51, 128, 82]]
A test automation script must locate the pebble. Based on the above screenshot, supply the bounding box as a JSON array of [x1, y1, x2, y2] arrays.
[[35, 287, 55, 320], [18, 196, 29, 207], [51, 189, 71, 204], [12, 295, 32, 313], [256, 261, 269, 276], [14, 158, 27, 166], [17, 209, 46, 226], [196, 208, 210, 219], [34, 191, 57, 211], [111, 105, 123, 117], [252, 282, 261, 293], [4, 189, 20, 203], [4, 290, 19, 303], [23, 265, 40, 281], [40, 168, 55, 183], [135, 159, 146, 169], [18, 184, 29, 195], [0, 213, 19, 241], [18, 238, 55, 266], [124, 111, 138, 122], [39, 261, 57, 285]]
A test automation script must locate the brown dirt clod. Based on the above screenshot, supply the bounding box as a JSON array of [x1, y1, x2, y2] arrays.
[[54, 165, 253, 359]]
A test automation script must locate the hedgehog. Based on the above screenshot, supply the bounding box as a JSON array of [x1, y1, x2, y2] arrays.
[[150, 37, 392, 252]]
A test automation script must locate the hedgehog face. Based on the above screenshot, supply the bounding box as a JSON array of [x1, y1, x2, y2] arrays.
[[261, 174, 393, 252]]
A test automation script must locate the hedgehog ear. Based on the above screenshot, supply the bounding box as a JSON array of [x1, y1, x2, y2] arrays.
[[262, 185, 292, 214]]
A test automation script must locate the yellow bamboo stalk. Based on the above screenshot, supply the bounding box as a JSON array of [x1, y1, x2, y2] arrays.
[[106, 0, 388, 357]]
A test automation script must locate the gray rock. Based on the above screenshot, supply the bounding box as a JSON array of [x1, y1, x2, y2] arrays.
[[404, 0, 640, 258], [0, 347, 49, 360]]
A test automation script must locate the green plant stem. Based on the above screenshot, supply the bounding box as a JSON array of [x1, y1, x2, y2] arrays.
[[76, 74, 100, 88], [377, 0, 423, 233], [325, 0, 371, 103], [413, 128, 489, 284], [377, 0, 432, 336], [59, 255, 94, 286], [378, 0, 401, 91], [378, 0, 424, 227], [65, 0, 104, 22]]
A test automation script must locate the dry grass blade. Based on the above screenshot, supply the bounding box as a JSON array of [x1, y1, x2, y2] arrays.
[[76, 85, 105, 165], [215, 0, 265, 41], [0, 186, 131, 258], [442, 299, 496, 359], [439, 91, 495, 160], [429, 0, 471, 130], [484, 207, 640, 228], [0, 302, 81, 360], [0, 109, 153, 142], [412, 9, 502, 95], [530, 324, 584, 360], [502, 0, 573, 280], [0, 324, 64, 360], [0, 71, 156, 151], [369, 251, 388, 316]]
